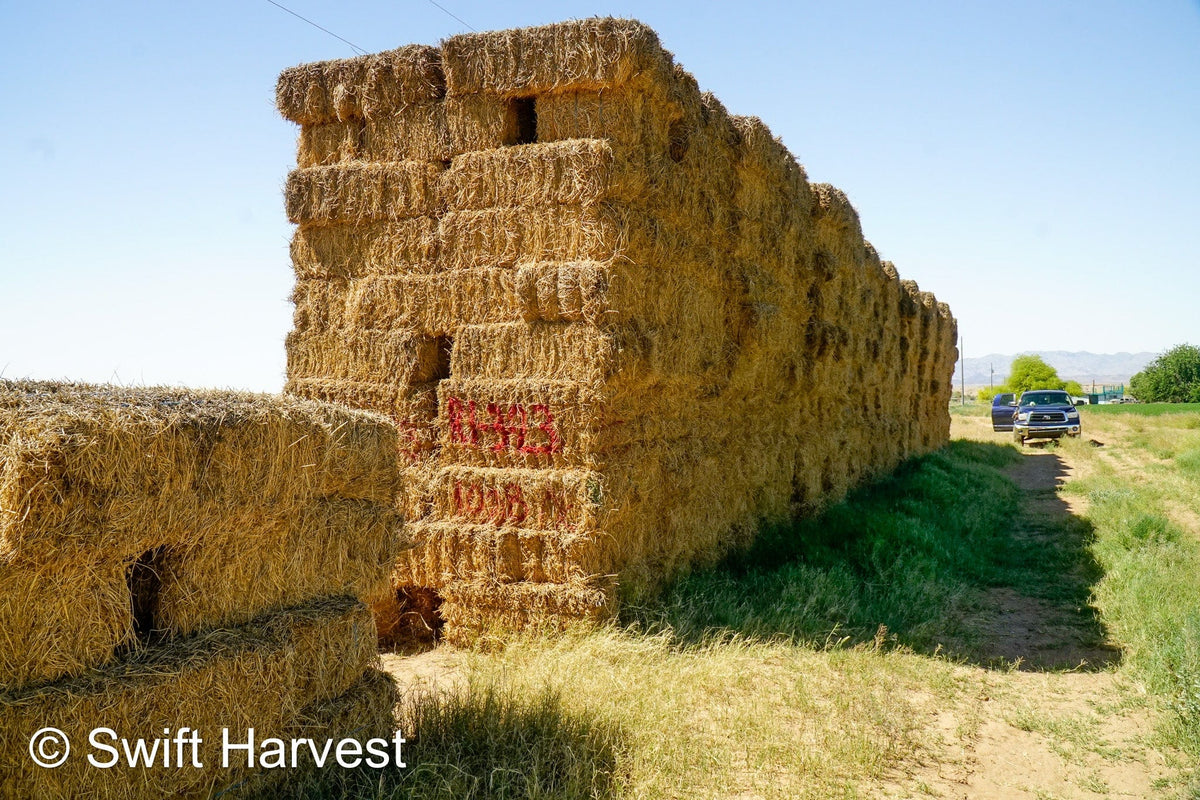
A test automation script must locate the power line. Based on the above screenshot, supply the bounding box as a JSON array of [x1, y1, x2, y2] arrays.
[[426, 0, 476, 32], [265, 0, 368, 55]]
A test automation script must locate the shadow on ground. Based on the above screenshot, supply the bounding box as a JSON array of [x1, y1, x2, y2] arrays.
[[966, 446, 1117, 670], [262, 684, 623, 800], [630, 440, 1116, 672]]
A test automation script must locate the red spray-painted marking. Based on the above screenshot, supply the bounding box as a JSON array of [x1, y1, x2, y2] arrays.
[[451, 479, 577, 530], [446, 397, 562, 455], [393, 416, 433, 463], [446, 397, 480, 446]]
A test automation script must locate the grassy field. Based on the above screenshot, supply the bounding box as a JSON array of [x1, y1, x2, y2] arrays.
[[1060, 406, 1200, 759], [288, 403, 1200, 799]]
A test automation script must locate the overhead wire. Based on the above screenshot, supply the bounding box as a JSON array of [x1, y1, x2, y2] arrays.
[[426, 0, 476, 32], [264, 0, 368, 55]]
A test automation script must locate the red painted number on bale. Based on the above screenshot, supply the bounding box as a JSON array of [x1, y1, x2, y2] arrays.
[[393, 416, 431, 463], [446, 397, 562, 455], [452, 480, 576, 530], [446, 397, 479, 446]]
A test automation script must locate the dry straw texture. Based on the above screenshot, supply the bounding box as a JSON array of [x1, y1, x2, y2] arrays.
[[278, 18, 958, 642], [1, 383, 403, 797], [0, 380, 402, 686], [0, 598, 396, 799]]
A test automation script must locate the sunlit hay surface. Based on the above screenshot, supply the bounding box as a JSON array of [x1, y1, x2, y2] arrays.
[[0, 597, 398, 799], [276, 17, 958, 641], [0, 379, 403, 688]]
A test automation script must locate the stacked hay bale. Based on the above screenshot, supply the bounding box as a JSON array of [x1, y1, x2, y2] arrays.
[[0, 381, 400, 798], [277, 18, 958, 642]]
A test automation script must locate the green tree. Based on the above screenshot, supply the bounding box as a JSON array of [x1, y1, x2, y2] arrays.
[[1064, 380, 1084, 397], [1130, 344, 1200, 402], [1005, 355, 1066, 394]]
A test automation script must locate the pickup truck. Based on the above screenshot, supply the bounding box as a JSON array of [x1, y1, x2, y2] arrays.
[[1012, 390, 1081, 446]]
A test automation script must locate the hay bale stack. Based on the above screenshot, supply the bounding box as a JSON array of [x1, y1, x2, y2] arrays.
[[277, 18, 958, 642], [0, 381, 401, 797]]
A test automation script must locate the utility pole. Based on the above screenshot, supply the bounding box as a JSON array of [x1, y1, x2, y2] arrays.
[[990, 363, 994, 390]]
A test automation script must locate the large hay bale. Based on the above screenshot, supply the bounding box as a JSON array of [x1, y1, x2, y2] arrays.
[[0, 597, 396, 799], [0, 381, 402, 687], [277, 18, 957, 642]]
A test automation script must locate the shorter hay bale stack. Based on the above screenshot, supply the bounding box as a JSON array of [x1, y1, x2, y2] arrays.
[[0, 381, 402, 798], [277, 18, 958, 644]]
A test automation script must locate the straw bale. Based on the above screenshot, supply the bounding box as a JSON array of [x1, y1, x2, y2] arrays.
[[514, 261, 611, 324], [437, 203, 717, 273], [811, 182, 864, 260], [433, 377, 714, 469], [296, 121, 361, 167], [277, 56, 370, 125], [426, 465, 612, 534], [536, 84, 674, 154], [152, 497, 403, 637], [286, 328, 445, 385], [0, 561, 130, 689], [437, 205, 616, 270], [441, 139, 647, 211], [234, 668, 400, 797], [291, 270, 515, 337], [285, 162, 443, 224], [449, 322, 640, 385], [361, 45, 445, 114], [0, 382, 399, 562], [442, 18, 669, 98], [395, 521, 610, 586], [283, 377, 437, 424], [291, 218, 440, 281], [438, 579, 612, 644], [0, 598, 382, 798], [284, 377, 439, 462], [360, 101, 452, 162], [276, 44, 443, 124], [443, 93, 526, 153]]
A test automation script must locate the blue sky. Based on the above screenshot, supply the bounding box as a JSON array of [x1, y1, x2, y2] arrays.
[[2, 1, 1197, 391]]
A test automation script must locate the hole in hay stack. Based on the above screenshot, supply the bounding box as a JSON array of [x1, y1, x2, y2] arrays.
[[506, 97, 538, 145], [668, 118, 690, 162], [126, 546, 167, 646], [375, 587, 445, 654], [432, 336, 453, 382], [355, 119, 368, 155]]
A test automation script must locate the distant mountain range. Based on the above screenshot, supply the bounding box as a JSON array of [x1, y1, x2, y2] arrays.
[[951, 351, 1156, 389]]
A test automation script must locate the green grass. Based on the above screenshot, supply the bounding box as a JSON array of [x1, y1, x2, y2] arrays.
[[949, 402, 988, 417], [1082, 402, 1200, 418], [628, 440, 1026, 656], [1060, 428, 1200, 763], [277, 682, 624, 799]]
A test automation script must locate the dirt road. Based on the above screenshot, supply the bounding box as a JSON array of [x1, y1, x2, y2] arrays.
[[913, 415, 1178, 798]]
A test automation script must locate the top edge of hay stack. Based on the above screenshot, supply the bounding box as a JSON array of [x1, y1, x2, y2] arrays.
[[0, 380, 401, 797], [276, 17, 958, 643]]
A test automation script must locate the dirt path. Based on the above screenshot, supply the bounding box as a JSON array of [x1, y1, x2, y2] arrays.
[[912, 419, 1178, 798], [971, 449, 1116, 670]]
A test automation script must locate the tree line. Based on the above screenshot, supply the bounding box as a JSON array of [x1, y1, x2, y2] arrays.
[[1129, 344, 1200, 403]]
